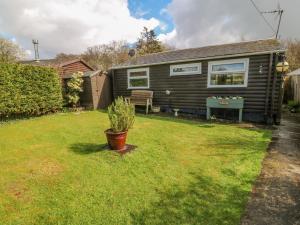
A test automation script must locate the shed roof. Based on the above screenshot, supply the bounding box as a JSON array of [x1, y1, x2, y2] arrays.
[[288, 68, 300, 76], [19, 58, 94, 71], [112, 39, 285, 69]]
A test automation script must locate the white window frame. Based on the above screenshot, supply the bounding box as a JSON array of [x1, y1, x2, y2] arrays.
[[207, 58, 249, 88], [170, 63, 202, 76], [127, 67, 150, 89]]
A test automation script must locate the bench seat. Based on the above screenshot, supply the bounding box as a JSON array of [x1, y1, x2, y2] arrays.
[[125, 90, 153, 114]]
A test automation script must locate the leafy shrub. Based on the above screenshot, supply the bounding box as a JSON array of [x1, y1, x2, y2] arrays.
[[107, 97, 135, 132], [66, 72, 84, 108], [287, 100, 300, 113], [0, 63, 63, 118]]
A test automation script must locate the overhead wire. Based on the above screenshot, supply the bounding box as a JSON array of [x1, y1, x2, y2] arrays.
[[249, 0, 276, 34]]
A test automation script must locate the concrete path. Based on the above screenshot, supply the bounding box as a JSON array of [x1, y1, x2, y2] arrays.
[[241, 114, 300, 225]]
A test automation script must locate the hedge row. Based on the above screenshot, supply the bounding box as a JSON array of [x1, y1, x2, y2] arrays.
[[0, 63, 63, 118]]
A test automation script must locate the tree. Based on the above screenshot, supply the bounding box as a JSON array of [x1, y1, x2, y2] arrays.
[[82, 40, 130, 71], [284, 39, 300, 71], [66, 71, 84, 108], [0, 38, 25, 63], [283, 39, 300, 102], [55, 53, 79, 63], [136, 27, 165, 56]]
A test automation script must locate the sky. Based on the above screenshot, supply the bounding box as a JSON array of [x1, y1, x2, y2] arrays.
[[0, 0, 299, 59]]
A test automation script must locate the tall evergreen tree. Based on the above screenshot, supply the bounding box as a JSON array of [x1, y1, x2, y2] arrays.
[[136, 27, 165, 55]]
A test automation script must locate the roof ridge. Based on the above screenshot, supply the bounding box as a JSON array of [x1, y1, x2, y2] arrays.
[[135, 38, 278, 58]]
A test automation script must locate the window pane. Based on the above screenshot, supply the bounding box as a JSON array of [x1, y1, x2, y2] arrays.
[[210, 73, 245, 85], [129, 78, 148, 87], [212, 63, 244, 72], [173, 66, 198, 73], [130, 71, 147, 77]]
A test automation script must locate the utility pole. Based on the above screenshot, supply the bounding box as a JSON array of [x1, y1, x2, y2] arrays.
[[275, 9, 283, 39]]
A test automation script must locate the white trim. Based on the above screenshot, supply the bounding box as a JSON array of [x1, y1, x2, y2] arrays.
[[207, 58, 249, 88], [127, 67, 149, 89], [170, 63, 202, 76], [111, 50, 285, 69]]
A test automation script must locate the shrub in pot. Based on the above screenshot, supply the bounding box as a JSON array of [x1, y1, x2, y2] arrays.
[[105, 97, 135, 150]]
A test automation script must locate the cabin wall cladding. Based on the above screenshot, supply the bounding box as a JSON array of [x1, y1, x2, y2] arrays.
[[113, 54, 282, 122]]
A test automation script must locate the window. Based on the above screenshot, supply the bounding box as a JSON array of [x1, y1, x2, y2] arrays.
[[170, 63, 201, 76], [208, 58, 249, 88], [127, 68, 149, 89]]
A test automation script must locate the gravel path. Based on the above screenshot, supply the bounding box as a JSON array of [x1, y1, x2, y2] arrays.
[[241, 114, 300, 225]]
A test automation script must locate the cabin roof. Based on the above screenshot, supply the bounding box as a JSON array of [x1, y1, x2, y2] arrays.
[[112, 38, 285, 69]]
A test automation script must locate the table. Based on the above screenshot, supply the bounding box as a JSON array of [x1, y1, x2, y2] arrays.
[[206, 98, 244, 122]]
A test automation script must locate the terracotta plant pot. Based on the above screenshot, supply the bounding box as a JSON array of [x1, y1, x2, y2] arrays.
[[105, 129, 128, 151]]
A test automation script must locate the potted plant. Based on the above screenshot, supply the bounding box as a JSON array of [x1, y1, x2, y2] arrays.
[[105, 97, 135, 151]]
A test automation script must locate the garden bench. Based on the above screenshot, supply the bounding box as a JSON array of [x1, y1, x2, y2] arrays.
[[125, 90, 153, 114]]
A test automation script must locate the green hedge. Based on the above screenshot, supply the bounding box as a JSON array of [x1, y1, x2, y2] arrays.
[[0, 63, 63, 118]]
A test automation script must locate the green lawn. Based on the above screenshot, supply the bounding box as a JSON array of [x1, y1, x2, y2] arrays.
[[0, 111, 271, 225]]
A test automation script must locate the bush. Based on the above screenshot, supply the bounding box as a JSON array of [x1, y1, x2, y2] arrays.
[[107, 97, 135, 132], [66, 71, 84, 108], [287, 100, 300, 113], [0, 63, 63, 118]]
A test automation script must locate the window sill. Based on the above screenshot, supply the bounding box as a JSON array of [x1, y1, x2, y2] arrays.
[[207, 85, 248, 88], [127, 87, 150, 90], [170, 73, 202, 76]]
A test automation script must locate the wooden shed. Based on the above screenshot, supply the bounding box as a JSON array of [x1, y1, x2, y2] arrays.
[[287, 68, 300, 103], [111, 39, 286, 124], [20, 58, 112, 109], [63, 70, 112, 109]]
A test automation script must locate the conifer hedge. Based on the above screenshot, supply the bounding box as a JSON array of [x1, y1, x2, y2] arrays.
[[0, 63, 63, 118]]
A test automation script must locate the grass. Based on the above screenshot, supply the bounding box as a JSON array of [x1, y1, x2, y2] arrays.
[[0, 111, 271, 225]]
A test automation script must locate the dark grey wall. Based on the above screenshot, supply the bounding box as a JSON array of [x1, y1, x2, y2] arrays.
[[113, 54, 281, 122]]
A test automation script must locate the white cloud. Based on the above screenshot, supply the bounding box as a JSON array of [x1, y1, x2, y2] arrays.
[[164, 0, 300, 49], [0, 0, 160, 58], [25, 49, 32, 57], [159, 21, 168, 32], [133, 7, 150, 18], [159, 8, 168, 16], [10, 37, 17, 43], [158, 29, 177, 45], [2, 0, 299, 58]]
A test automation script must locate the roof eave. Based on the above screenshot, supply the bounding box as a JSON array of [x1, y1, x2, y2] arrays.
[[287, 69, 300, 76], [59, 59, 95, 71], [111, 49, 286, 70]]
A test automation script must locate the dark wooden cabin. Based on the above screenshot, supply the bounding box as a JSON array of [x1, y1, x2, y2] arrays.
[[111, 39, 286, 124], [20, 59, 112, 109]]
